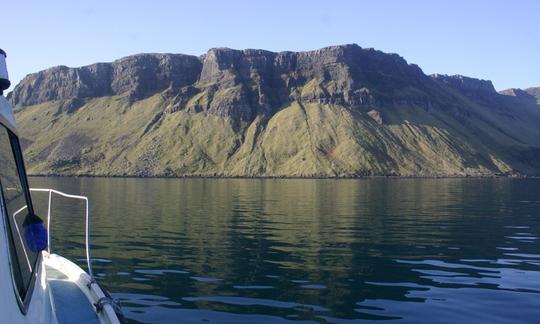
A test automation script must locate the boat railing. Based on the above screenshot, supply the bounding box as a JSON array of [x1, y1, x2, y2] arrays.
[[29, 188, 93, 279], [12, 205, 33, 271]]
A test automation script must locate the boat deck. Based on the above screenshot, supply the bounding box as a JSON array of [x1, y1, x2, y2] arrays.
[[46, 265, 100, 324]]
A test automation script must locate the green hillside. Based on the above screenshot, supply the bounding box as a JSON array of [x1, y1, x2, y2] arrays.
[[10, 45, 540, 177]]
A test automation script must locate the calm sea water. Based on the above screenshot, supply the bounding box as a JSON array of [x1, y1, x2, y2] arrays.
[[28, 177, 540, 323]]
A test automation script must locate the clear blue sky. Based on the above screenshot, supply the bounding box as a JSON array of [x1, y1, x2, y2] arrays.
[[2, 0, 539, 91]]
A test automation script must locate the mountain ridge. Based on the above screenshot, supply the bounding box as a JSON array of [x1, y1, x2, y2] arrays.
[[9, 44, 540, 177]]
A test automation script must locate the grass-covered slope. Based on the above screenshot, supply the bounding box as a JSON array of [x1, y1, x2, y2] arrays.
[[14, 90, 540, 177]]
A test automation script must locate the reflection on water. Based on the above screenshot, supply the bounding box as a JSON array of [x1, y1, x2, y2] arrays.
[[29, 177, 540, 323]]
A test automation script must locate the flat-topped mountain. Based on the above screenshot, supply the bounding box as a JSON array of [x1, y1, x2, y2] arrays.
[[9, 44, 540, 177], [10, 45, 431, 120]]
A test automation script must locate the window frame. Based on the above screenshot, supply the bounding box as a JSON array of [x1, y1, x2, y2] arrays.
[[0, 124, 40, 313]]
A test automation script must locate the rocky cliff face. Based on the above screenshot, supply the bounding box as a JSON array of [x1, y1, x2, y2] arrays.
[[431, 74, 497, 99], [10, 45, 433, 121], [9, 53, 202, 106], [9, 44, 540, 177], [525, 87, 540, 101], [499, 88, 535, 100], [499, 87, 540, 107]]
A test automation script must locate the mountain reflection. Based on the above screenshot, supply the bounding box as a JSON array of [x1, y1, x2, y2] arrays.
[[29, 177, 540, 322]]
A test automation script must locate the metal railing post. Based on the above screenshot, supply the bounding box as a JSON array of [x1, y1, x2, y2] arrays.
[[47, 190, 52, 253], [85, 197, 92, 279], [12, 205, 32, 270]]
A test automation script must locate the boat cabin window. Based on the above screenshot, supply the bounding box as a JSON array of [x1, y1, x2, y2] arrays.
[[0, 124, 39, 306]]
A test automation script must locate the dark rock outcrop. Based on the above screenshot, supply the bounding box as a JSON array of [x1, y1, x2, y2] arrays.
[[9, 53, 201, 106], [525, 87, 540, 101], [8, 64, 112, 106], [499, 88, 540, 107], [499, 88, 532, 98], [111, 53, 202, 101], [191, 45, 436, 121], [431, 74, 497, 99]]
